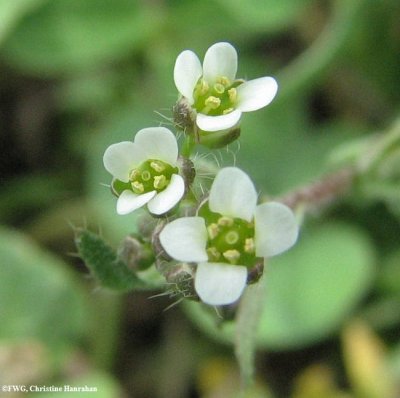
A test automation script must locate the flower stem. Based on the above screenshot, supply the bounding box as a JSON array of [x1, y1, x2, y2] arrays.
[[275, 167, 355, 212], [181, 134, 195, 158]]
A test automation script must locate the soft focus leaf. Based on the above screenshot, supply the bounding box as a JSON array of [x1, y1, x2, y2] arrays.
[[0, 226, 87, 348], [0, 0, 47, 45], [184, 223, 375, 350], [1, 0, 163, 75], [218, 0, 312, 34], [257, 223, 375, 349]]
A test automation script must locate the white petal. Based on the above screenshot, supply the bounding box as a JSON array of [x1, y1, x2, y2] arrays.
[[195, 262, 247, 306], [134, 127, 178, 165], [116, 190, 156, 215], [159, 217, 208, 262], [236, 77, 278, 112], [103, 141, 143, 182], [174, 50, 202, 104], [196, 109, 241, 132], [147, 174, 185, 215], [254, 202, 299, 257], [209, 167, 257, 222], [203, 42, 237, 83]]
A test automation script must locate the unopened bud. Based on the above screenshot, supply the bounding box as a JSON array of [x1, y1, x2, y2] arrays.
[[165, 263, 199, 300], [117, 235, 155, 271], [199, 126, 241, 149], [173, 97, 196, 133]]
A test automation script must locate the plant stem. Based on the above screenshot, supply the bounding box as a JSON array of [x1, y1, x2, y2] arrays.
[[275, 167, 355, 212]]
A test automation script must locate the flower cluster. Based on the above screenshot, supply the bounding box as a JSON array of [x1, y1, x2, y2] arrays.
[[102, 42, 298, 306]]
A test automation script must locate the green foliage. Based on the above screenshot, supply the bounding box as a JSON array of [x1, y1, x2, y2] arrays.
[[0, 226, 87, 348], [184, 223, 375, 350], [75, 228, 156, 292], [1, 0, 163, 75]]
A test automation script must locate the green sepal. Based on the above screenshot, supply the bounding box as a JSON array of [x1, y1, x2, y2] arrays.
[[75, 228, 155, 292], [111, 178, 131, 196]]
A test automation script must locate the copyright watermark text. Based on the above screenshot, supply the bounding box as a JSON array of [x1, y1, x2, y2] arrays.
[[1, 385, 98, 393]]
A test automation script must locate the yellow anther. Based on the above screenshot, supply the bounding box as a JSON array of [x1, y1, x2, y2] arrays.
[[217, 76, 231, 87], [131, 181, 144, 193], [129, 169, 139, 181], [205, 96, 221, 109], [198, 79, 209, 95], [228, 88, 237, 103], [207, 223, 220, 240], [225, 230, 239, 245], [213, 83, 225, 94], [218, 216, 234, 227], [223, 107, 234, 115], [244, 238, 255, 254], [153, 175, 168, 190], [141, 170, 151, 181], [223, 249, 241, 264], [150, 160, 165, 173], [207, 247, 221, 261]]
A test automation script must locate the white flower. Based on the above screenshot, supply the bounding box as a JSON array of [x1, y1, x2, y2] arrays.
[[159, 167, 298, 306], [174, 42, 278, 132], [103, 127, 185, 216]]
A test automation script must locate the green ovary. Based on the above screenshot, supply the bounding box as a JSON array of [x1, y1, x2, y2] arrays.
[[193, 76, 241, 116], [205, 214, 257, 267], [129, 159, 178, 194]]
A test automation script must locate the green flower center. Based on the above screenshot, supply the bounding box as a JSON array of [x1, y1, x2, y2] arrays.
[[111, 159, 178, 197], [193, 76, 242, 117], [199, 205, 258, 267], [129, 159, 178, 194]]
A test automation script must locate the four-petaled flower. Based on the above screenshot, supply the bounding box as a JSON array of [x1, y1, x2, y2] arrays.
[[159, 167, 299, 306], [174, 42, 278, 132], [103, 127, 185, 216]]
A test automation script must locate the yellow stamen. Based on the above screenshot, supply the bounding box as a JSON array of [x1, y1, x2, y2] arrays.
[[198, 79, 209, 95], [223, 249, 241, 264], [153, 175, 167, 190], [228, 88, 237, 103], [207, 247, 221, 261], [207, 223, 220, 240], [205, 96, 221, 109], [217, 76, 231, 87], [223, 107, 234, 115], [244, 238, 255, 254], [150, 160, 165, 173], [129, 169, 139, 181], [218, 216, 234, 227], [131, 181, 144, 193]]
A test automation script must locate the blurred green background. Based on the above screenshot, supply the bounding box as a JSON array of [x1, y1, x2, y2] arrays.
[[1, 0, 400, 397]]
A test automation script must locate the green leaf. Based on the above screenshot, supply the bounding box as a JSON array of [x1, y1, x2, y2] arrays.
[[257, 223, 375, 349], [0, 226, 87, 348], [1, 0, 163, 75], [0, 0, 47, 45], [184, 223, 375, 350], [218, 0, 312, 34], [75, 228, 156, 292]]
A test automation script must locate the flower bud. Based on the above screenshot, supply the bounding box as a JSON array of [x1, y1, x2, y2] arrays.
[[165, 263, 199, 301], [198, 125, 241, 149], [173, 97, 197, 133], [117, 234, 155, 271]]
